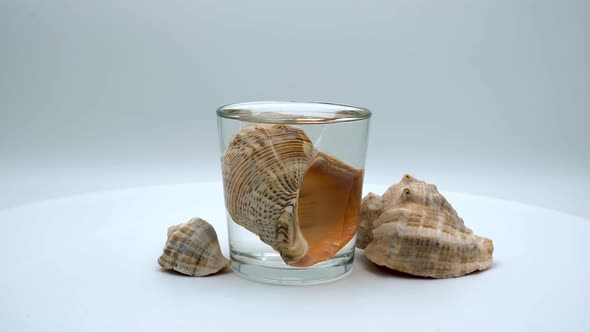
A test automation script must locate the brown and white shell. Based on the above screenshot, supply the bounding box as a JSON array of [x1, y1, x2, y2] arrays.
[[358, 174, 494, 278], [158, 218, 229, 277], [222, 124, 363, 267]]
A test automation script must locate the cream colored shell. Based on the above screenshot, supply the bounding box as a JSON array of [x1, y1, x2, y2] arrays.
[[359, 174, 494, 278], [222, 124, 363, 267], [222, 124, 315, 265], [158, 217, 229, 277]]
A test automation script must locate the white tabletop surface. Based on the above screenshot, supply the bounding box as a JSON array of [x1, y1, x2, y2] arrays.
[[0, 182, 588, 332]]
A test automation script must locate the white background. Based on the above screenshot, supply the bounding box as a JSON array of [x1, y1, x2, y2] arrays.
[[1, 2, 589, 331], [1, 0, 588, 217]]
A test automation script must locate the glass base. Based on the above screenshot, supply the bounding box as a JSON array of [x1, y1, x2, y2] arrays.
[[230, 249, 355, 285]]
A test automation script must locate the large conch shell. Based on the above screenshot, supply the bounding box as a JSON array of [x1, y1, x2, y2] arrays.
[[358, 174, 494, 278], [222, 124, 363, 267], [158, 217, 229, 276]]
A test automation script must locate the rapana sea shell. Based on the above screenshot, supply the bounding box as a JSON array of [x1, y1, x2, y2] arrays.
[[222, 124, 363, 267], [158, 218, 229, 276], [358, 174, 494, 278]]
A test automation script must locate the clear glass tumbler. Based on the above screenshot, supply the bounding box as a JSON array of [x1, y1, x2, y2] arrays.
[[217, 101, 371, 284]]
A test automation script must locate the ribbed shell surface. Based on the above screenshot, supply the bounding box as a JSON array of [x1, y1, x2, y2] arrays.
[[158, 218, 229, 277], [362, 175, 494, 278], [221, 124, 316, 263]]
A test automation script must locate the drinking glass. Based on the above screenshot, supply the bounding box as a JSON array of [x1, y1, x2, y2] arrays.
[[217, 101, 370, 284]]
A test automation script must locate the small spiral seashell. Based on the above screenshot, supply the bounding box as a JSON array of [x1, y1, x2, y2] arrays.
[[158, 218, 229, 277]]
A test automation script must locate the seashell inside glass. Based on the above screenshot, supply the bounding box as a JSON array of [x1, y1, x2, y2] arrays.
[[217, 101, 371, 284]]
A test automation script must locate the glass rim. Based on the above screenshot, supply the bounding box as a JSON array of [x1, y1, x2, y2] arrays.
[[216, 101, 371, 124]]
